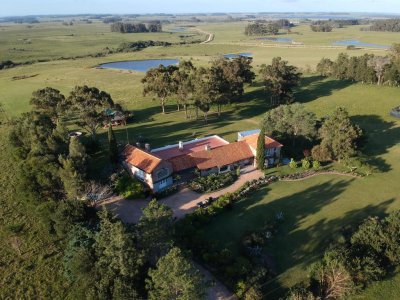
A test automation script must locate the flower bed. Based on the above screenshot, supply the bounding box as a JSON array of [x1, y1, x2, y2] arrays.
[[279, 169, 361, 181], [189, 172, 238, 193]]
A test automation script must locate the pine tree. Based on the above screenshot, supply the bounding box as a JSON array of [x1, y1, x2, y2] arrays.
[[69, 137, 88, 174], [256, 128, 266, 170], [146, 247, 207, 300], [108, 125, 119, 163]]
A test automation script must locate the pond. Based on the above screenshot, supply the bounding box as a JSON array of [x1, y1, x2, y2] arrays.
[[333, 40, 390, 49], [257, 37, 294, 43], [223, 53, 253, 59], [168, 27, 187, 32], [99, 59, 180, 72]]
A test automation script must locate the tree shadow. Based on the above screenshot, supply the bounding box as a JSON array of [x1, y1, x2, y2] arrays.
[[296, 76, 353, 104], [203, 178, 395, 297], [351, 114, 400, 172]]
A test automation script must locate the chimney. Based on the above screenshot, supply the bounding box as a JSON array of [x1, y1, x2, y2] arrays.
[[136, 142, 141, 148], [205, 144, 211, 151], [145, 143, 151, 151], [178, 141, 183, 150]]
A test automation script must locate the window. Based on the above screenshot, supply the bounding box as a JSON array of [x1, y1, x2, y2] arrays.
[[157, 168, 168, 180], [135, 168, 145, 180]]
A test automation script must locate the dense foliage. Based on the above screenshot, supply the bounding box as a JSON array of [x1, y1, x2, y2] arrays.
[[189, 171, 238, 193], [287, 210, 400, 299], [317, 51, 400, 86], [114, 174, 145, 199], [310, 21, 333, 32], [367, 18, 400, 32], [312, 107, 362, 162], [260, 57, 302, 106], [110, 21, 162, 33], [244, 21, 280, 36], [256, 127, 266, 170]]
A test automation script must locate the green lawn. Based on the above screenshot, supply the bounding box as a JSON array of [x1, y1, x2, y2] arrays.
[[1, 20, 400, 298]]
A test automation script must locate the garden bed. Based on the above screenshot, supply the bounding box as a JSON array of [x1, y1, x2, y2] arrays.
[[188, 171, 238, 193]]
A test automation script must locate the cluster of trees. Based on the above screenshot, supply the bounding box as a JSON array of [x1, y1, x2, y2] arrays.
[[367, 18, 400, 32], [244, 21, 280, 36], [116, 40, 172, 52], [0, 60, 18, 70], [260, 57, 302, 106], [310, 21, 333, 32], [262, 104, 362, 162], [63, 200, 207, 299], [310, 19, 360, 32], [317, 49, 400, 86], [312, 107, 362, 162], [102, 17, 122, 24], [287, 210, 400, 300], [9, 87, 209, 298], [142, 57, 255, 122], [111, 21, 162, 33]]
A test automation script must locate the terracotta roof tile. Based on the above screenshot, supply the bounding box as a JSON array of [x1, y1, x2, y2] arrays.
[[123, 145, 162, 174], [241, 133, 283, 150], [190, 141, 254, 170], [168, 155, 197, 172]]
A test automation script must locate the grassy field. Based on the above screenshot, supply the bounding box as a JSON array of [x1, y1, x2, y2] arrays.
[[1, 20, 400, 298]]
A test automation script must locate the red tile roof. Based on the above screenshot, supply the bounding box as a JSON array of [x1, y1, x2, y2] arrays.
[[122, 145, 162, 174], [190, 141, 254, 170], [168, 155, 197, 172], [152, 136, 229, 160], [241, 133, 283, 150]]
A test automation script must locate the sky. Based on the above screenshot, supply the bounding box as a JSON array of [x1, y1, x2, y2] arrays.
[[2, 0, 400, 17]]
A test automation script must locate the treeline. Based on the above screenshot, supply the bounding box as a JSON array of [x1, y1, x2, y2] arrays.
[[110, 21, 162, 33], [0, 60, 18, 70], [287, 210, 400, 300], [366, 18, 400, 32], [310, 19, 360, 32], [142, 57, 255, 122], [244, 20, 285, 36], [317, 46, 400, 86]]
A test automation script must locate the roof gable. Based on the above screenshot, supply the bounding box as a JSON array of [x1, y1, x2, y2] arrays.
[[123, 145, 163, 174]]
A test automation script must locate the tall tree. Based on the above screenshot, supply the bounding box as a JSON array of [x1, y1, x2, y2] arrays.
[[172, 61, 196, 117], [368, 56, 391, 85], [193, 68, 216, 123], [138, 199, 174, 264], [93, 209, 143, 299], [108, 125, 119, 163], [260, 57, 301, 106], [146, 247, 207, 300], [317, 107, 362, 161], [256, 128, 266, 170], [263, 103, 316, 150], [30, 87, 66, 121], [67, 86, 114, 140], [142, 65, 178, 114]]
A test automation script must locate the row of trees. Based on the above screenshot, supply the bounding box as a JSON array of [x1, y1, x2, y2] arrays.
[[287, 210, 400, 299], [142, 57, 255, 122], [367, 18, 400, 32], [142, 56, 302, 123], [310, 21, 333, 32], [317, 51, 400, 86], [111, 21, 162, 33]]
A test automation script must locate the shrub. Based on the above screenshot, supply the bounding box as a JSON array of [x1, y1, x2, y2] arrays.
[[289, 158, 297, 169], [301, 158, 311, 170], [313, 160, 321, 170], [153, 184, 178, 199], [189, 172, 237, 193], [114, 174, 145, 199], [312, 144, 333, 162]]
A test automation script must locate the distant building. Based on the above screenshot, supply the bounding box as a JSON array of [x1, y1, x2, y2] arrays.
[[122, 131, 283, 192]]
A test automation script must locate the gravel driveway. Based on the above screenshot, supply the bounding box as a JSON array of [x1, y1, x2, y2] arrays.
[[102, 167, 263, 223]]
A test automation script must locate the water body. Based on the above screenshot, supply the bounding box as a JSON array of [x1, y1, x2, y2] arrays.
[[333, 40, 390, 49], [99, 59, 180, 72], [257, 37, 294, 43], [223, 53, 253, 59], [169, 27, 187, 32]]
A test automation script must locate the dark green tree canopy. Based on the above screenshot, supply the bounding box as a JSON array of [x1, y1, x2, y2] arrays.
[[30, 87, 66, 120], [260, 57, 301, 106], [146, 247, 207, 300], [67, 85, 114, 140]]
